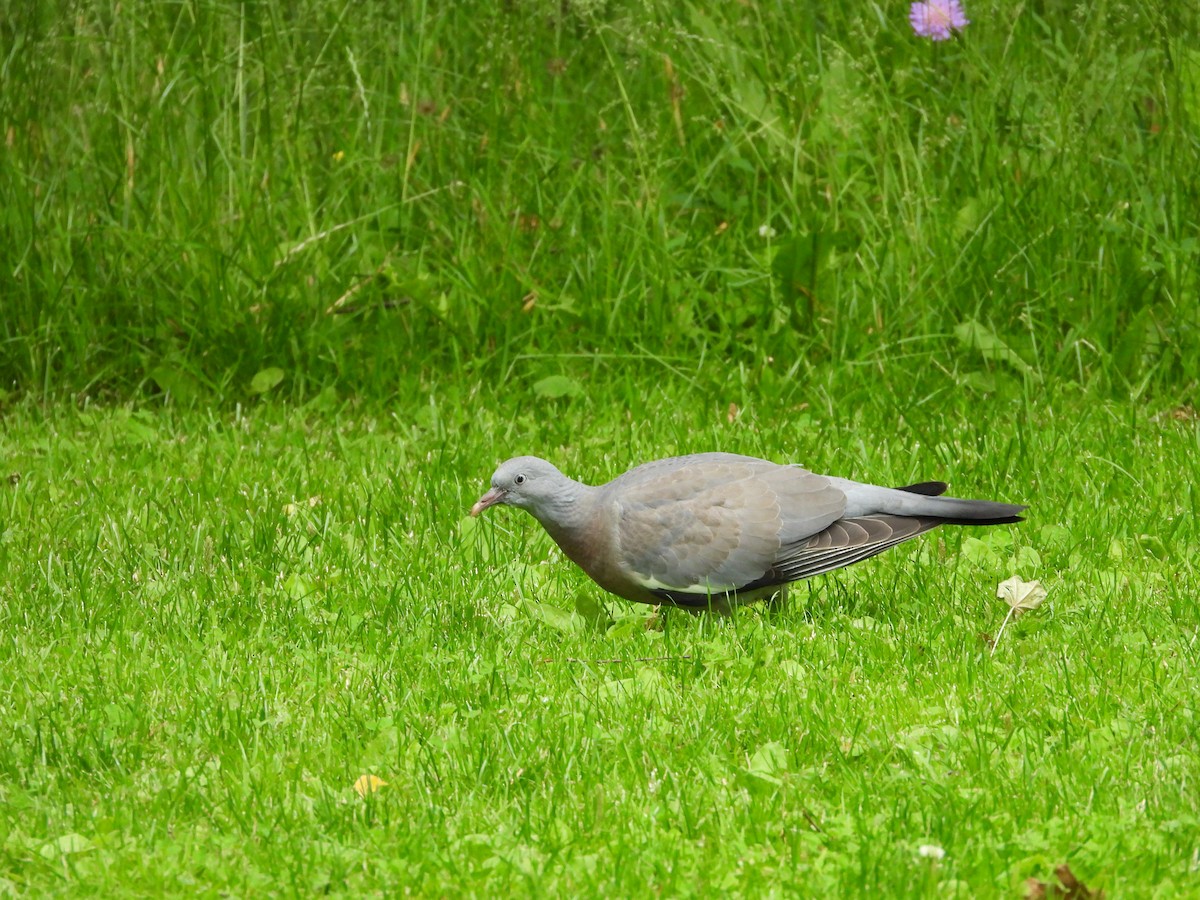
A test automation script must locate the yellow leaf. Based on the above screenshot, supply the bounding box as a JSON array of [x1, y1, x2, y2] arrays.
[[283, 495, 322, 517], [353, 774, 388, 797]]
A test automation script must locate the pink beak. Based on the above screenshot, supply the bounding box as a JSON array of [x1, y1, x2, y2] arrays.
[[470, 487, 506, 517]]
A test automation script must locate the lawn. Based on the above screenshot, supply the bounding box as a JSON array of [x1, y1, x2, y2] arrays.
[[2, 382, 1198, 895], [2, 0, 1199, 895]]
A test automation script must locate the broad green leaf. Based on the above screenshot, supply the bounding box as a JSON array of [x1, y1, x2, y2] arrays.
[[1039, 524, 1072, 550], [120, 415, 158, 445], [283, 572, 315, 601], [959, 370, 998, 394], [40, 833, 94, 858], [745, 740, 789, 785], [778, 659, 804, 681], [532, 375, 582, 399], [981, 529, 1014, 551], [960, 537, 1001, 568], [1136, 533, 1168, 560], [606, 614, 655, 640], [954, 320, 1037, 378], [458, 514, 478, 541], [1014, 546, 1042, 570], [574, 592, 610, 628], [524, 600, 580, 633], [953, 197, 987, 239], [249, 367, 286, 395], [148, 364, 201, 402]]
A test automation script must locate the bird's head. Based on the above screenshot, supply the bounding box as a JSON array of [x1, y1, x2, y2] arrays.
[[470, 456, 567, 517]]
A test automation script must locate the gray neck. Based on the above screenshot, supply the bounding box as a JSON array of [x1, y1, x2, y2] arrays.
[[530, 477, 597, 536]]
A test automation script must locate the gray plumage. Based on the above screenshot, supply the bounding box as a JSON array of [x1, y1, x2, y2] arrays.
[[470, 453, 1026, 611]]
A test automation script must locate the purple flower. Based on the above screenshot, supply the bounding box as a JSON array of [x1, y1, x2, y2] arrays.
[[910, 0, 969, 40]]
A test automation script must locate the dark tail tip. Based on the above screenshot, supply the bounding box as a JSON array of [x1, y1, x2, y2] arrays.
[[941, 506, 1027, 526], [897, 481, 948, 497]]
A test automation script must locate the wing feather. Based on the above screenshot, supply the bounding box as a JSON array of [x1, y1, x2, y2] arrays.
[[741, 515, 942, 588], [609, 457, 844, 593]]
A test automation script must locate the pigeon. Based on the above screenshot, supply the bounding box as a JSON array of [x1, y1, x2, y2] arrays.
[[470, 453, 1026, 611]]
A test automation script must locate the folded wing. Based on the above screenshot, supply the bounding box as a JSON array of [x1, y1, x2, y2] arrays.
[[610, 456, 845, 596]]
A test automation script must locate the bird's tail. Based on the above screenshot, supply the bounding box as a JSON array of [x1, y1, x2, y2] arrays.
[[894, 481, 1025, 524], [833, 478, 1027, 525]]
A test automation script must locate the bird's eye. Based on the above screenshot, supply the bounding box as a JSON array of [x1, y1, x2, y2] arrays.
[[514, 474, 527, 485]]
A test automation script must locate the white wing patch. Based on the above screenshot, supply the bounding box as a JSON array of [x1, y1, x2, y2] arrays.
[[626, 571, 740, 595]]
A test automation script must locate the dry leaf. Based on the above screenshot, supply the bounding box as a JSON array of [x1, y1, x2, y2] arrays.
[[1151, 404, 1197, 423], [997, 576, 1047, 617], [1025, 863, 1104, 899], [353, 774, 388, 797], [992, 576, 1048, 656]]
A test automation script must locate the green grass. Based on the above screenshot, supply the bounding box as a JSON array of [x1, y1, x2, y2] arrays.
[[2, 0, 1200, 894], [1, 377, 1198, 895]]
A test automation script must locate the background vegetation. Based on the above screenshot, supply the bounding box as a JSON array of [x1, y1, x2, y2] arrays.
[[2, 0, 1199, 895], [2, 0, 1197, 403]]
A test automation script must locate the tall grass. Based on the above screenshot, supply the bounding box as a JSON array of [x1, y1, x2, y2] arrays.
[[1, 0, 1197, 403]]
